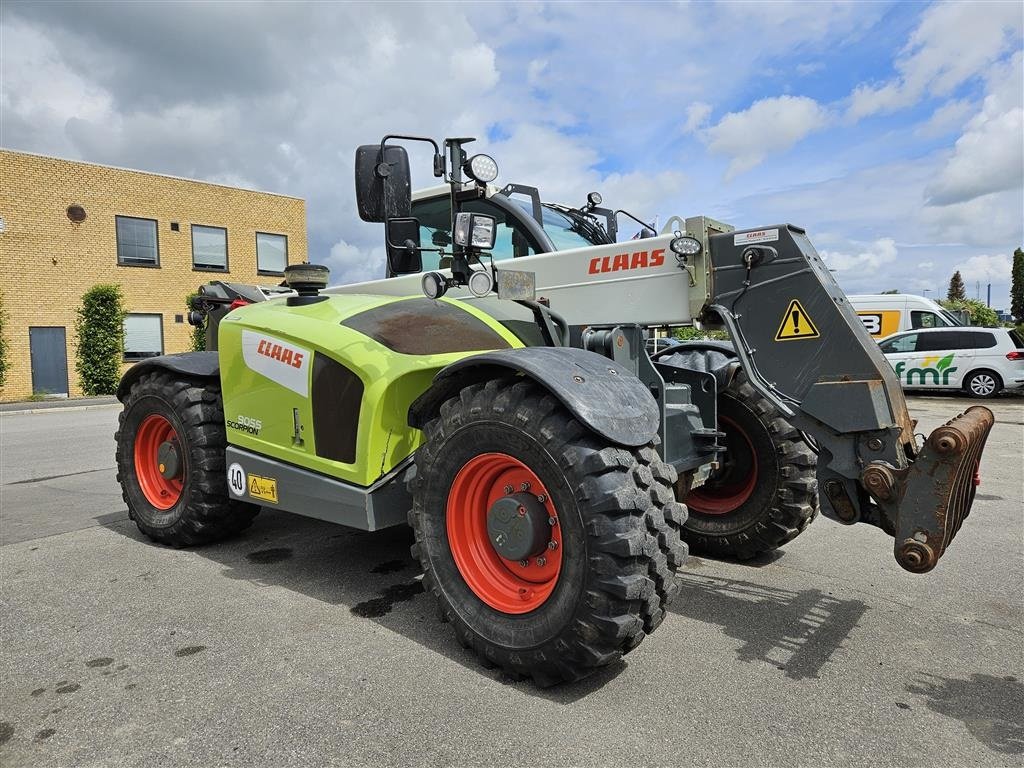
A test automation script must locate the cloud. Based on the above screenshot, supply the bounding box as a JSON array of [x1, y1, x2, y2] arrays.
[[913, 99, 974, 139], [924, 52, 1024, 206], [847, 1, 1022, 120], [955, 254, 1013, 284], [683, 102, 711, 134], [703, 96, 831, 179], [820, 238, 898, 272], [328, 239, 387, 285]]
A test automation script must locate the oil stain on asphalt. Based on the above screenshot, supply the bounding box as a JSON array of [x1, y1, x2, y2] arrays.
[[85, 657, 114, 668], [174, 645, 206, 658], [351, 581, 425, 618]]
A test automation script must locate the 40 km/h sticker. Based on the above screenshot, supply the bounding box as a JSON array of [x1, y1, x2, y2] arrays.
[[227, 462, 247, 497], [775, 299, 820, 341]]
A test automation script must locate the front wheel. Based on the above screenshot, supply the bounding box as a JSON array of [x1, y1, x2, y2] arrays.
[[409, 378, 688, 686], [964, 370, 1002, 399], [681, 370, 818, 560]]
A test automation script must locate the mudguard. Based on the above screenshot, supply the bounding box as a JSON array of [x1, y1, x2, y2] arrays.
[[408, 346, 659, 447], [116, 352, 219, 401]]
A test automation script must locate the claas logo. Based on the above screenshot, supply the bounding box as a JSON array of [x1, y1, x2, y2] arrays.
[[588, 248, 666, 275], [256, 338, 304, 369]]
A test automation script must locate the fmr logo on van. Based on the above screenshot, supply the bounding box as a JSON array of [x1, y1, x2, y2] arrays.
[[895, 354, 958, 385], [241, 330, 310, 397]]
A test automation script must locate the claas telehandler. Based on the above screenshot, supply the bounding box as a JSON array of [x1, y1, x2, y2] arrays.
[[115, 134, 994, 685]]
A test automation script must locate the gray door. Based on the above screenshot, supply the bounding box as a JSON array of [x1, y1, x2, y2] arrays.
[[29, 327, 69, 396]]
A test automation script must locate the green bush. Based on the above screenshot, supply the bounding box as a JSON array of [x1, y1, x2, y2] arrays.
[[940, 298, 1000, 328], [75, 284, 125, 395], [672, 326, 731, 342], [186, 292, 205, 351], [0, 292, 9, 390]]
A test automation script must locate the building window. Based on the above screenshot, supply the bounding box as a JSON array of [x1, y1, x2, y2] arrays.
[[123, 314, 164, 360], [256, 232, 288, 274], [116, 216, 159, 266], [192, 224, 228, 271]]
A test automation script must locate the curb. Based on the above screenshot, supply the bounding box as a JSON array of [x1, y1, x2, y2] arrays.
[[0, 403, 121, 417]]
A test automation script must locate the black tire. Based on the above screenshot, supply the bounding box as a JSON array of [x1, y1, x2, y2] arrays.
[[963, 369, 1002, 399], [682, 369, 817, 560], [409, 377, 687, 686], [115, 370, 259, 546]]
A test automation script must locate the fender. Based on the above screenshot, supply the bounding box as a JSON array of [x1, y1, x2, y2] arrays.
[[408, 346, 659, 447], [116, 351, 219, 401]]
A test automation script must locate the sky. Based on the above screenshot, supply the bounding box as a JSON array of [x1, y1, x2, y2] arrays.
[[2, 1, 1021, 308]]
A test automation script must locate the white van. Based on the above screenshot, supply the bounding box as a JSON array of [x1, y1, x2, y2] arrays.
[[848, 294, 965, 338]]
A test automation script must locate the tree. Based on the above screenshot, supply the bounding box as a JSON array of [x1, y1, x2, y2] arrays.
[[1011, 247, 1024, 324], [186, 292, 205, 351], [941, 298, 999, 328], [947, 270, 966, 301], [880, 289, 900, 294], [75, 284, 125, 395]]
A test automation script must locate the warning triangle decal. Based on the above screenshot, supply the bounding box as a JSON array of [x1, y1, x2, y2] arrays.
[[775, 299, 820, 341]]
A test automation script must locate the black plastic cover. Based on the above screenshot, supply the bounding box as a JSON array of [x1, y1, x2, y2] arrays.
[[116, 352, 219, 401], [409, 347, 660, 447]]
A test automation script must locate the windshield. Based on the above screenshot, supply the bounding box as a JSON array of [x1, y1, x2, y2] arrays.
[[940, 309, 965, 326], [510, 200, 610, 250]]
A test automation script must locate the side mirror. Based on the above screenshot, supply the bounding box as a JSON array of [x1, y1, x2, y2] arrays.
[[385, 217, 422, 276], [355, 144, 412, 223]]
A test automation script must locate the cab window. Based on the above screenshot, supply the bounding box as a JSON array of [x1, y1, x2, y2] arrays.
[[880, 334, 917, 353], [410, 196, 537, 271], [911, 311, 950, 329]]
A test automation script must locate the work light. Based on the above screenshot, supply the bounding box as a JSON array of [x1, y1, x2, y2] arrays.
[[463, 153, 499, 184], [453, 212, 497, 251], [670, 235, 702, 258], [422, 271, 448, 300]]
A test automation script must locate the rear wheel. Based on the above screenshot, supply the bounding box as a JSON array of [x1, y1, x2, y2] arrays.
[[682, 370, 817, 560], [115, 371, 259, 546], [409, 378, 687, 686], [964, 370, 1002, 399]]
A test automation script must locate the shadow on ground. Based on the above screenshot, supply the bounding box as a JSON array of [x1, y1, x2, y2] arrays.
[[102, 509, 626, 703], [671, 565, 869, 680], [906, 672, 1024, 755]]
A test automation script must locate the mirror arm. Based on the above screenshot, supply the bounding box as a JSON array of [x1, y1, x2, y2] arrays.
[[380, 135, 444, 178], [615, 208, 656, 236]]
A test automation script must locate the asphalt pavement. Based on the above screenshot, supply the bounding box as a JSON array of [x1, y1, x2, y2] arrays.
[[0, 397, 1021, 767]]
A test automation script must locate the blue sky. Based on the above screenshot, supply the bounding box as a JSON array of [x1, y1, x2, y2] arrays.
[[2, 1, 1021, 307]]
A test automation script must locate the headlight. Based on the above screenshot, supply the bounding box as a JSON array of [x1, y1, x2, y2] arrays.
[[422, 271, 448, 300], [587, 191, 603, 208], [463, 154, 499, 184], [467, 269, 494, 297], [453, 212, 497, 250], [670, 235, 702, 259]]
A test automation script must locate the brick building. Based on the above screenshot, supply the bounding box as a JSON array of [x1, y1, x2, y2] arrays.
[[0, 150, 308, 401]]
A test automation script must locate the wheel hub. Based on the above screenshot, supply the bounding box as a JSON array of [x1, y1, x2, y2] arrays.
[[157, 439, 182, 480], [486, 492, 549, 562]]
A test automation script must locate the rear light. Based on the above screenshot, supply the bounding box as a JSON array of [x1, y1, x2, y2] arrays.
[[228, 298, 251, 311], [1006, 351, 1024, 360]]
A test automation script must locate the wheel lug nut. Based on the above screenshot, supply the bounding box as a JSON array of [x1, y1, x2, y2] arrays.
[[548, 540, 558, 550], [520, 482, 531, 491], [537, 556, 547, 566], [548, 516, 558, 526], [537, 494, 547, 503], [519, 559, 528, 567], [504, 485, 514, 494]]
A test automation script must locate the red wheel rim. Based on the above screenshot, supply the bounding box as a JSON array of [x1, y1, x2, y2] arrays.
[[447, 453, 563, 614], [134, 414, 184, 510], [688, 414, 758, 515]]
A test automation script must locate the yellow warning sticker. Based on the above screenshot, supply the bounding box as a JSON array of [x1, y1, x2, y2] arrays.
[[775, 299, 820, 341], [248, 474, 278, 504]]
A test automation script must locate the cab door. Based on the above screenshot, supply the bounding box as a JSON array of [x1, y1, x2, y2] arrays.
[[878, 332, 918, 386]]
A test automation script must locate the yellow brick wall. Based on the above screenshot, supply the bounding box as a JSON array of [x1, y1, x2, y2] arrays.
[[0, 150, 308, 401]]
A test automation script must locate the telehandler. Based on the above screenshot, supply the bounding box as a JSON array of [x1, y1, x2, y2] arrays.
[[115, 135, 993, 685]]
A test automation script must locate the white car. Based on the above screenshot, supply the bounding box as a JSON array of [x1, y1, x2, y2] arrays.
[[878, 327, 1024, 398]]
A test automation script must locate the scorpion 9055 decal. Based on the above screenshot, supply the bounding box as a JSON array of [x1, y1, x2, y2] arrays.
[[241, 330, 310, 396]]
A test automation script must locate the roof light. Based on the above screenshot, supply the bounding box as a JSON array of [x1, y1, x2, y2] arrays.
[[463, 153, 499, 184]]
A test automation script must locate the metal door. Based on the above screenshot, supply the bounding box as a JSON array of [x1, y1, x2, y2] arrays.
[[29, 326, 69, 395]]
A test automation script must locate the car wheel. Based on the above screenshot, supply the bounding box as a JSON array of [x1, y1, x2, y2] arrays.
[[964, 370, 1002, 399]]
